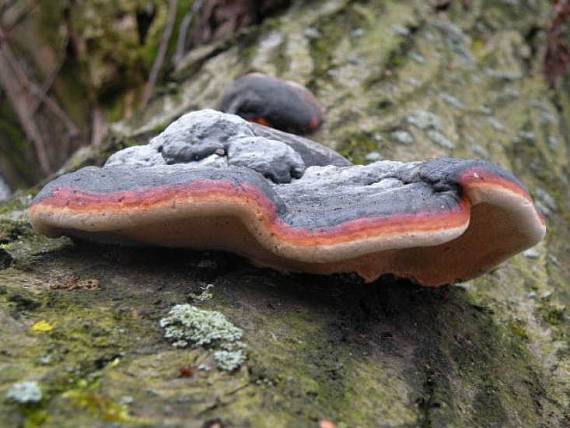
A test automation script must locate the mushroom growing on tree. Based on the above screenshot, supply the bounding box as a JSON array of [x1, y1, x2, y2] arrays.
[[29, 110, 546, 287], [220, 73, 324, 134]]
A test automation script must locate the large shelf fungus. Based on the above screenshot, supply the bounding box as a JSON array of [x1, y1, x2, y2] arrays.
[[29, 110, 546, 287]]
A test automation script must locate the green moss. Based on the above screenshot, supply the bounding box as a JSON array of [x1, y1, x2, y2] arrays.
[[21, 408, 49, 428], [540, 304, 566, 327], [0, 220, 32, 244], [62, 385, 133, 424], [508, 319, 530, 341], [307, 6, 359, 81], [337, 131, 379, 164]]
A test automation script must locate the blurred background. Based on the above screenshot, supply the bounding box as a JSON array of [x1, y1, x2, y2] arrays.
[[0, 0, 291, 197], [0, 0, 569, 199]]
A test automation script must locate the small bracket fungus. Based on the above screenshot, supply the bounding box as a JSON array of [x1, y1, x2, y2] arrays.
[[29, 110, 546, 287], [220, 73, 324, 134]]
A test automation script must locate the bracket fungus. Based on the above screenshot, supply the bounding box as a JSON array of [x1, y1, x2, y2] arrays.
[[29, 110, 546, 287], [220, 73, 324, 134]]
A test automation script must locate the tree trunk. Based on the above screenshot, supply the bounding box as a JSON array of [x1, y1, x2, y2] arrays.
[[0, 1, 569, 427]]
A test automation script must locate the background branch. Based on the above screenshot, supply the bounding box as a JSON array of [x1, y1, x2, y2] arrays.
[[141, 0, 178, 108], [0, 26, 51, 174]]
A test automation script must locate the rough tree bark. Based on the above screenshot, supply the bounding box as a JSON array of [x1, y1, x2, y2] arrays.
[[0, 1, 569, 427]]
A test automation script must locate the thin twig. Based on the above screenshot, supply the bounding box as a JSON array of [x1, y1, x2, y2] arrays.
[[174, 0, 204, 64], [90, 105, 107, 146], [544, 0, 570, 86], [1, 0, 79, 137], [1, 28, 79, 138], [30, 53, 66, 115], [141, 0, 178, 108], [3, 0, 41, 34], [0, 26, 51, 174], [29, 82, 80, 138], [0, 0, 21, 18], [174, 10, 193, 63]]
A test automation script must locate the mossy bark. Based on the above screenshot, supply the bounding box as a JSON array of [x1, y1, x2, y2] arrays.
[[1, 1, 569, 427]]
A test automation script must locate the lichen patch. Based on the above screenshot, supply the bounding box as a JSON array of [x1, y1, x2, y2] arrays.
[[159, 304, 247, 372]]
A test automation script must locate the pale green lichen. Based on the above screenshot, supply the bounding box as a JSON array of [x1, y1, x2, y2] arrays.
[[160, 304, 242, 347], [5, 381, 42, 404], [391, 130, 414, 145], [214, 350, 247, 372], [188, 283, 214, 302], [406, 110, 443, 130], [427, 130, 454, 149], [159, 304, 247, 371]]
